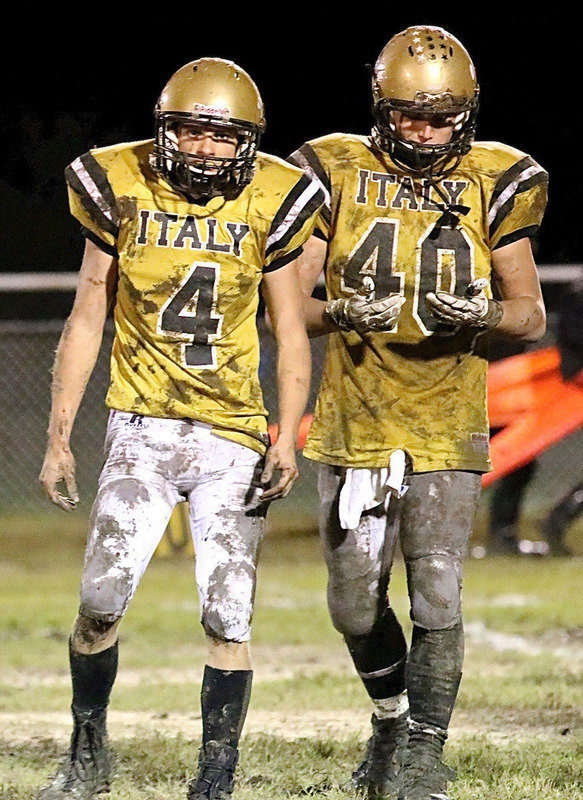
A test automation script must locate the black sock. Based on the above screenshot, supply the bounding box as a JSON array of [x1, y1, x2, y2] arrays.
[[406, 623, 463, 731], [345, 608, 407, 700], [201, 666, 253, 748], [70, 638, 118, 714]]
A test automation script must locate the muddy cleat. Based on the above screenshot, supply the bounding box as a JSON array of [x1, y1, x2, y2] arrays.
[[37, 707, 112, 800], [187, 741, 239, 800], [353, 712, 408, 798], [398, 723, 456, 800]]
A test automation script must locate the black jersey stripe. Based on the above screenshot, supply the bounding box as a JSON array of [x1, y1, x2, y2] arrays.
[[489, 156, 536, 207], [267, 173, 313, 240], [493, 224, 540, 251], [80, 226, 119, 257], [489, 170, 548, 240], [79, 152, 120, 226], [289, 143, 332, 195], [265, 187, 325, 257], [65, 164, 119, 239], [319, 202, 332, 226], [263, 245, 304, 273]]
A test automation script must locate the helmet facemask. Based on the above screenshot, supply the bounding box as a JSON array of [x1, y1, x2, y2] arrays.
[[154, 111, 262, 201], [372, 94, 479, 178]]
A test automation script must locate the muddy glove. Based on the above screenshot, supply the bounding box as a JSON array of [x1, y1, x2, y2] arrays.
[[426, 278, 503, 329], [326, 277, 405, 333]]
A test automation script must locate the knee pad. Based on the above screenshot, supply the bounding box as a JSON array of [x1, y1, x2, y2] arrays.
[[407, 553, 462, 630], [327, 585, 380, 638], [201, 595, 252, 643], [80, 568, 133, 622]]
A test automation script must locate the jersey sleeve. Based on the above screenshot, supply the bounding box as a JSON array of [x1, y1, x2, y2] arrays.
[[65, 151, 121, 256], [263, 172, 326, 272], [287, 142, 332, 241], [488, 155, 548, 250]]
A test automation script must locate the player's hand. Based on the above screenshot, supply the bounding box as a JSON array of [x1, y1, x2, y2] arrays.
[[426, 279, 503, 329], [39, 442, 79, 512], [259, 439, 299, 501], [326, 277, 405, 333]]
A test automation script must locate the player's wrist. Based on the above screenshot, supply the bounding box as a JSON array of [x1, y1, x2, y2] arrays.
[[325, 298, 352, 330], [47, 428, 72, 450], [478, 298, 503, 329], [274, 429, 297, 449]]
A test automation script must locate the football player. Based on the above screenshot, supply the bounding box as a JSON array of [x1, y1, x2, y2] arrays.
[[38, 58, 325, 800], [289, 26, 547, 800]]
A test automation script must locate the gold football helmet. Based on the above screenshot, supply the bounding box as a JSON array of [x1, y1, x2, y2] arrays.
[[153, 58, 266, 199], [372, 26, 479, 176]]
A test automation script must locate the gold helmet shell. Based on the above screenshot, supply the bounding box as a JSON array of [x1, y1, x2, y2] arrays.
[[157, 58, 265, 130], [154, 58, 265, 199], [372, 26, 479, 176]]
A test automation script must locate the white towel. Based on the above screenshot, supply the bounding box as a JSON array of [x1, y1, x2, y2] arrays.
[[338, 449, 408, 530]]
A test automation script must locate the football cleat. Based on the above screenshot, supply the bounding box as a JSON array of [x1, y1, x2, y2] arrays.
[[187, 741, 239, 800], [353, 712, 409, 798], [398, 723, 456, 800], [37, 707, 112, 800]]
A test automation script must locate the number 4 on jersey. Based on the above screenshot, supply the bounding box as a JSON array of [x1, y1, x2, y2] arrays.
[[342, 219, 473, 335], [159, 264, 222, 368]]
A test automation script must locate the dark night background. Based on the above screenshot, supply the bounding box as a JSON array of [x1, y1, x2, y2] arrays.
[[0, 10, 578, 318]]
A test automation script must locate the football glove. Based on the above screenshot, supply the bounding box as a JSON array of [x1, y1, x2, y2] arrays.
[[426, 278, 503, 329], [326, 277, 405, 333]]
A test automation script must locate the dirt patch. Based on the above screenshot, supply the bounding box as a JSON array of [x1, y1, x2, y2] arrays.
[[0, 708, 573, 748], [0, 645, 352, 689]]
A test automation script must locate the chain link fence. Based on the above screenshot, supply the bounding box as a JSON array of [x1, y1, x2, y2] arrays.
[[1, 317, 581, 543]]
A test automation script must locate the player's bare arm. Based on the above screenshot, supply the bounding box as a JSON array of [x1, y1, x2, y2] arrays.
[[260, 262, 311, 499], [426, 236, 545, 340], [39, 240, 117, 511], [297, 235, 405, 337], [489, 236, 546, 339]]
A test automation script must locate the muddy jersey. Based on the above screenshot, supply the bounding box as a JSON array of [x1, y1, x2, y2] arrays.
[[289, 134, 548, 471], [66, 139, 325, 453]]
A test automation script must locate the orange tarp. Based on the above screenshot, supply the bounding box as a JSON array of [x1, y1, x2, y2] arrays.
[[484, 347, 583, 486]]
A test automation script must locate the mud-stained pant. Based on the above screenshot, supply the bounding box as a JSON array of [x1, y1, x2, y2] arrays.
[[318, 467, 481, 729], [80, 411, 266, 642], [317, 467, 481, 636]]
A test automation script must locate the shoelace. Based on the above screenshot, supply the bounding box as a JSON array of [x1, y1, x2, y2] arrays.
[[63, 719, 103, 788], [191, 762, 234, 797]]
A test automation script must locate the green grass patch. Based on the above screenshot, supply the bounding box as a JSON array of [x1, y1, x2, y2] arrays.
[[1, 734, 581, 800]]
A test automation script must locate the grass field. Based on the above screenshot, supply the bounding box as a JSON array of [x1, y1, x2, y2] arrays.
[[0, 513, 581, 799]]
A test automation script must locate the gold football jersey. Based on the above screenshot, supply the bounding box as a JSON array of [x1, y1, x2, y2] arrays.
[[289, 134, 548, 471], [66, 139, 324, 454]]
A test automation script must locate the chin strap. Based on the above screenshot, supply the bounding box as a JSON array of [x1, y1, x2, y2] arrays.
[[423, 173, 470, 232]]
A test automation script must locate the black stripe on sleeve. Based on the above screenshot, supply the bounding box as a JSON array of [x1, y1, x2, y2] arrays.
[[265, 187, 325, 257], [489, 170, 548, 241], [312, 227, 329, 242], [65, 164, 119, 239], [492, 224, 540, 251], [292, 143, 332, 195], [79, 153, 120, 226], [319, 203, 332, 226], [267, 173, 313, 241], [263, 246, 304, 273], [80, 226, 119, 257], [489, 156, 535, 209]]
